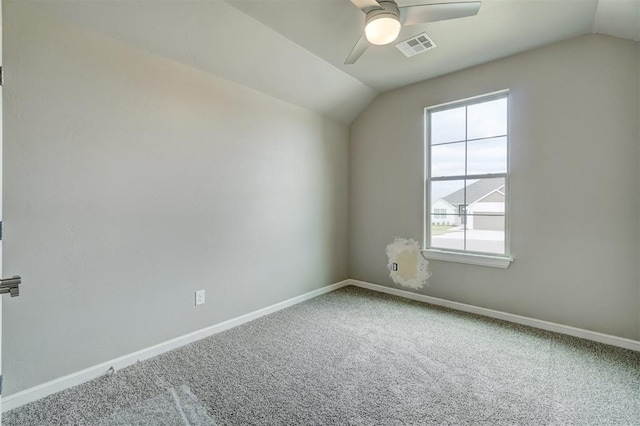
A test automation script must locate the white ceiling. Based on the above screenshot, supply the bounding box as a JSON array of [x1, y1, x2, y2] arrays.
[[228, 0, 603, 92], [593, 0, 640, 41], [29, 0, 377, 124], [28, 0, 640, 124]]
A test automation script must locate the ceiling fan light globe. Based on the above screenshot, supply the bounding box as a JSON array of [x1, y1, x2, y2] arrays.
[[365, 14, 401, 45]]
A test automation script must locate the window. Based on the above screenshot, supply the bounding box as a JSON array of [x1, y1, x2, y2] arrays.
[[424, 91, 511, 267], [433, 208, 447, 219]]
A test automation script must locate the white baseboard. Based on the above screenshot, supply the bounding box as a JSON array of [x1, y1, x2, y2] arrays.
[[1, 280, 350, 412], [348, 279, 640, 352], [5, 278, 638, 412]]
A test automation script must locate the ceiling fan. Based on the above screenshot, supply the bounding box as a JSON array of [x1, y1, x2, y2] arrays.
[[346, 0, 481, 64]]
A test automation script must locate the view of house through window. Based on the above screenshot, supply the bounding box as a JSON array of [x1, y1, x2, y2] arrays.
[[426, 92, 508, 256]]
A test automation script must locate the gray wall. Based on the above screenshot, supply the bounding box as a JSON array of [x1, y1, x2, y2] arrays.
[[2, 3, 349, 395], [350, 34, 640, 340]]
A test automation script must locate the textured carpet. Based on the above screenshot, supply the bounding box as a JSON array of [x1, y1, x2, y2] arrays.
[[4, 286, 640, 425], [96, 385, 214, 426]]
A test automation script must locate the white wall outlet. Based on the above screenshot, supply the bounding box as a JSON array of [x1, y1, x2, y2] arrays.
[[195, 289, 205, 306]]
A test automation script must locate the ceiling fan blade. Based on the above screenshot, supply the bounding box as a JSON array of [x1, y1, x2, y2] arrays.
[[349, 0, 383, 13], [345, 33, 370, 65], [400, 1, 481, 26]]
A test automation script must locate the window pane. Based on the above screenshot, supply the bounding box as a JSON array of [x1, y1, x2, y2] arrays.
[[464, 177, 505, 254], [430, 220, 464, 251], [430, 106, 465, 145], [430, 180, 465, 250], [430, 142, 465, 178], [467, 137, 507, 175], [464, 177, 505, 213], [430, 214, 458, 226], [465, 215, 505, 254], [430, 180, 465, 212], [467, 98, 507, 140]]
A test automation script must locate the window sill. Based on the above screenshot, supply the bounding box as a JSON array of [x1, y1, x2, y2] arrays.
[[421, 249, 513, 269]]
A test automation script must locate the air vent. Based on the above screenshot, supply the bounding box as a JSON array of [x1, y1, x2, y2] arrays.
[[395, 32, 436, 58]]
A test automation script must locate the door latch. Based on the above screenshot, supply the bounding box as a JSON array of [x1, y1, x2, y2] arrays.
[[0, 276, 21, 297]]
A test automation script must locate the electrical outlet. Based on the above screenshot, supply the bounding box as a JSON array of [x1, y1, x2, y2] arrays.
[[195, 290, 205, 306], [392, 262, 398, 271]]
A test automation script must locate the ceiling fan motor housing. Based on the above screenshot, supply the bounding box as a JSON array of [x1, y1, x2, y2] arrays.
[[365, 1, 401, 45], [365, 1, 400, 24]]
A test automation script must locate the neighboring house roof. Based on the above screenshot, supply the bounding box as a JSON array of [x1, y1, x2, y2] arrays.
[[442, 178, 505, 206], [432, 198, 456, 210], [468, 188, 505, 208]]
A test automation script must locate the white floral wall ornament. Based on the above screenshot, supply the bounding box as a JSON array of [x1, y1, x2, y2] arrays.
[[385, 237, 431, 289]]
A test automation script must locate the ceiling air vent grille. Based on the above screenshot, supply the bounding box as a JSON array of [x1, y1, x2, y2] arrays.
[[395, 32, 436, 58]]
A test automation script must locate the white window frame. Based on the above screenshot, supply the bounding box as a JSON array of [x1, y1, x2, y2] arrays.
[[422, 90, 513, 269]]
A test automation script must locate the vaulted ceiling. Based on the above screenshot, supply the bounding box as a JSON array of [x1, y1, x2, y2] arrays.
[[29, 0, 640, 124]]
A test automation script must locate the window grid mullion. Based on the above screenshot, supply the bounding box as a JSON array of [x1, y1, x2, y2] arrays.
[[463, 105, 468, 251], [430, 173, 508, 182], [431, 134, 509, 147]]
